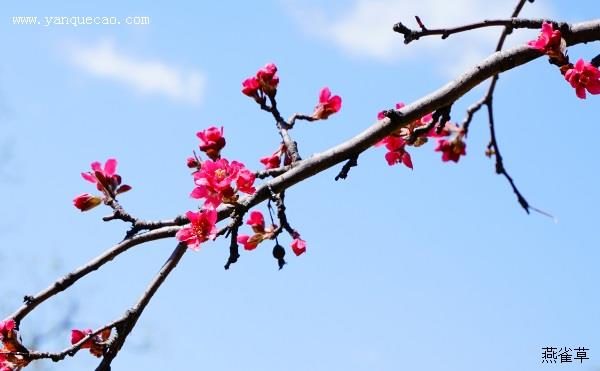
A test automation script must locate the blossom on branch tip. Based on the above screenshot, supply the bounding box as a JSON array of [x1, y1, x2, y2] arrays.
[[242, 63, 279, 99], [81, 158, 131, 197], [73, 193, 102, 212], [312, 87, 342, 120], [197, 126, 226, 161], [176, 210, 218, 251], [564, 59, 600, 99], [290, 238, 306, 256], [256, 63, 279, 95], [242, 77, 260, 97]]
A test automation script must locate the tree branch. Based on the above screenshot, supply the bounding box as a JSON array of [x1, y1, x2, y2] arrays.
[[95, 242, 187, 371], [9, 226, 181, 325], [393, 17, 568, 44]]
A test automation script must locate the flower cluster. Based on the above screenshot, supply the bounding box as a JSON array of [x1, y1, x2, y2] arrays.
[[71, 328, 111, 358], [178, 128, 257, 251], [374, 102, 464, 166], [190, 158, 256, 208], [242, 63, 280, 100], [528, 22, 600, 99], [74, 158, 131, 212]]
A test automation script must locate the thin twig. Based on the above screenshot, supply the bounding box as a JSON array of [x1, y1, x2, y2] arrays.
[[95, 242, 188, 371], [9, 226, 181, 325], [485, 99, 529, 213], [334, 154, 359, 181], [393, 17, 565, 44]]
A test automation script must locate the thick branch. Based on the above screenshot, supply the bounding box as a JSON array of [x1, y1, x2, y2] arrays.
[[212, 20, 600, 220]]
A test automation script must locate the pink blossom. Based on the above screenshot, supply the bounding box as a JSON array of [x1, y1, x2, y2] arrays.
[[312, 87, 342, 120], [191, 159, 255, 207], [385, 150, 413, 169], [256, 63, 279, 95], [246, 211, 265, 233], [197, 126, 226, 160], [528, 22, 562, 55], [237, 234, 262, 251], [290, 238, 306, 256], [191, 159, 239, 207], [235, 166, 256, 195], [176, 210, 218, 251], [0, 319, 15, 341], [81, 158, 131, 197], [242, 77, 260, 97], [260, 153, 281, 169], [435, 137, 466, 163], [73, 193, 102, 212], [564, 59, 600, 99], [71, 328, 111, 357], [71, 329, 93, 349]]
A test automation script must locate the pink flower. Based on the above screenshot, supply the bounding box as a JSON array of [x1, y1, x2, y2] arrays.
[[290, 238, 306, 256], [71, 328, 111, 357], [528, 22, 562, 55], [235, 166, 256, 195], [312, 87, 342, 120], [385, 150, 413, 168], [564, 59, 600, 99], [260, 153, 281, 169], [246, 211, 265, 233], [237, 234, 262, 251], [81, 158, 131, 197], [191, 159, 239, 207], [242, 77, 260, 97], [197, 126, 226, 161], [242, 63, 280, 98], [256, 63, 279, 95], [0, 319, 15, 341], [71, 329, 94, 349], [435, 137, 466, 163], [191, 159, 255, 207], [176, 210, 218, 251], [73, 193, 102, 212]]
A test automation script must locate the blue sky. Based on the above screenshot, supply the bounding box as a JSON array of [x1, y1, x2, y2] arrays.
[[1, 1, 599, 370]]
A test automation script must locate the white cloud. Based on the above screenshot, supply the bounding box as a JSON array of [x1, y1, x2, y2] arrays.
[[285, 0, 553, 77], [68, 40, 205, 105]]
